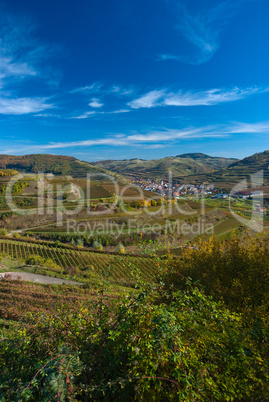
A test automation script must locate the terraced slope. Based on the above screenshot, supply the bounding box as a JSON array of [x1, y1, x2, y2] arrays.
[[0, 239, 156, 284], [91, 153, 236, 180], [181, 150, 269, 188]]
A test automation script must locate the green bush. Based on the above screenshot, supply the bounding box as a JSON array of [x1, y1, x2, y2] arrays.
[[160, 233, 269, 315], [25, 255, 45, 266], [76, 238, 84, 248], [25, 255, 62, 272], [116, 242, 125, 254], [93, 240, 103, 251], [0, 228, 7, 236], [0, 279, 267, 401]]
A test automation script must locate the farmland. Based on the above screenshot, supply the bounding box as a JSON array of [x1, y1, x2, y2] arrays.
[[0, 153, 269, 400], [0, 278, 100, 321], [0, 238, 156, 285], [0, 180, 268, 401], [0, 233, 268, 401]]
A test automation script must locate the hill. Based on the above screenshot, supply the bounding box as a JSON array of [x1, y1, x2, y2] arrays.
[[91, 153, 236, 180], [0, 154, 125, 181], [181, 150, 269, 189], [3, 151, 267, 189]]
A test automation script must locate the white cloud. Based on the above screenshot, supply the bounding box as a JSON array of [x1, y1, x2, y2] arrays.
[[128, 86, 267, 109], [0, 97, 54, 115], [127, 90, 165, 109], [89, 98, 103, 108], [0, 9, 58, 115], [2, 126, 226, 153], [227, 121, 269, 133], [71, 109, 130, 119], [160, 0, 254, 64], [110, 109, 130, 114], [70, 83, 100, 94], [163, 87, 264, 106], [34, 113, 61, 118], [3, 119, 269, 154], [0, 11, 56, 86], [72, 111, 99, 119], [0, 57, 36, 82], [71, 82, 133, 97]]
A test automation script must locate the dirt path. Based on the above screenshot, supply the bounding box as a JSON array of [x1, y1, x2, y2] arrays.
[[0, 272, 82, 285]]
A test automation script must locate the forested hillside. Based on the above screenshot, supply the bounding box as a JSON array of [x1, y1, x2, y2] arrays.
[[91, 153, 236, 180], [0, 154, 121, 179]]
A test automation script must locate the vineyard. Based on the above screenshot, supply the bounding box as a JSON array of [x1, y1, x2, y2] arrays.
[[0, 279, 100, 321], [0, 239, 156, 283]]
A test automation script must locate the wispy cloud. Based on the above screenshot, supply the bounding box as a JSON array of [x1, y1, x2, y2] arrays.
[[128, 86, 267, 109], [0, 97, 54, 115], [7, 119, 269, 154], [70, 82, 101, 94], [163, 87, 266, 106], [227, 121, 269, 133], [70, 82, 133, 97], [0, 57, 36, 84], [0, 8, 59, 115], [0, 9, 58, 86], [3, 126, 225, 153], [0, 126, 240, 153], [159, 0, 254, 64], [71, 109, 130, 119], [71, 111, 99, 119], [34, 113, 61, 118], [110, 109, 130, 114], [127, 90, 165, 109], [89, 98, 103, 108], [5, 118, 269, 154], [157, 54, 181, 62]]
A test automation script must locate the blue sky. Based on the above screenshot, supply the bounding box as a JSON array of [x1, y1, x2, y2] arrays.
[[0, 0, 268, 161]]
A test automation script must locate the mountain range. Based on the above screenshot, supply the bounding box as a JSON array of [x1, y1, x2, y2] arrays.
[[1, 151, 268, 189], [91, 153, 237, 180], [183, 150, 269, 188]]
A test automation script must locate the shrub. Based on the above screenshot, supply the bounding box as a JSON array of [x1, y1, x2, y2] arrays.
[[0, 279, 267, 401], [160, 233, 269, 316], [0, 228, 7, 236], [93, 240, 103, 251], [44, 258, 62, 272], [25, 255, 45, 266], [116, 242, 125, 254], [76, 238, 84, 248]]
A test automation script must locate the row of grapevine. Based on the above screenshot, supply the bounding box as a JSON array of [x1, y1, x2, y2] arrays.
[[0, 239, 156, 283], [0, 280, 98, 321]]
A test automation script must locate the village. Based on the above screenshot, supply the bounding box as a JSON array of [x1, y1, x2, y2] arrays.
[[132, 177, 262, 197], [131, 177, 268, 214], [131, 177, 214, 197]]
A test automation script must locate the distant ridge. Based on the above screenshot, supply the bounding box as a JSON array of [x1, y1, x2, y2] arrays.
[[1, 151, 268, 188], [176, 153, 229, 160], [176, 153, 209, 159], [91, 153, 237, 180], [0, 154, 124, 180], [179, 150, 269, 188]]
